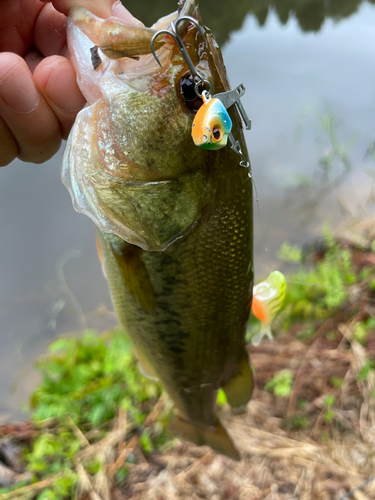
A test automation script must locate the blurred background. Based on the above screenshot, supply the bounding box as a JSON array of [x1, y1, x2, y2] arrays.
[[0, 0, 374, 422]]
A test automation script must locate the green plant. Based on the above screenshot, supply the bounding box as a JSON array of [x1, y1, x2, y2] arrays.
[[323, 394, 336, 422], [277, 243, 302, 263], [326, 331, 336, 341], [358, 359, 375, 381], [265, 370, 294, 397], [353, 322, 368, 345], [278, 226, 355, 328], [30, 330, 162, 426], [287, 415, 309, 430], [330, 376, 344, 388], [0, 329, 169, 498], [217, 389, 228, 408]]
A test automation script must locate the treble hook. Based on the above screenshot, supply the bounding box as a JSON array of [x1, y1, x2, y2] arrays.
[[150, 16, 211, 96]]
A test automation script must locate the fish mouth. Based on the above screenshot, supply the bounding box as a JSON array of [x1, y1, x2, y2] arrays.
[[67, 0, 204, 103], [63, 0, 214, 251]]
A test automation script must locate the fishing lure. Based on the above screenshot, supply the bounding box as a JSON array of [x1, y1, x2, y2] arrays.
[[150, 16, 251, 165], [251, 271, 286, 346], [191, 91, 232, 150]]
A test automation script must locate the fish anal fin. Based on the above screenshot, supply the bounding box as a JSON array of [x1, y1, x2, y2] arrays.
[[170, 413, 240, 461], [110, 243, 156, 312], [134, 348, 159, 381], [223, 354, 253, 410]]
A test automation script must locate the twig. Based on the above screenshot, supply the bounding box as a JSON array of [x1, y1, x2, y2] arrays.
[[144, 393, 168, 428], [175, 450, 212, 479], [78, 427, 128, 464], [76, 460, 103, 500], [0, 472, 64, 499], [107, 435, 139, 478], [66, 415, 90, 448], [107, 393, 167, 478]]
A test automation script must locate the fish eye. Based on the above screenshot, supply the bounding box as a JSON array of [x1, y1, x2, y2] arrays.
[[213, 127, 221, 140], [179, 72, 202, 110]]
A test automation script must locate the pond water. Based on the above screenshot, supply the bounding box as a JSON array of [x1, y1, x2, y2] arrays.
[[0, 0, 374, 422]]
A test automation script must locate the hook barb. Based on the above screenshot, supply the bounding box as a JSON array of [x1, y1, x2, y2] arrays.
[[151, 29, 174, 68], [174, 16, 206, 40], [150, 15, 206, 82]]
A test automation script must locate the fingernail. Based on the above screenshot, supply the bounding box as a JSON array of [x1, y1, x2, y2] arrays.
[[0, 61, 40, 114], [112, 1, 144, 26]]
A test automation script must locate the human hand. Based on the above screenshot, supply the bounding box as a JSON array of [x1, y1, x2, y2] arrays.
[[0, 0, 136, 166]]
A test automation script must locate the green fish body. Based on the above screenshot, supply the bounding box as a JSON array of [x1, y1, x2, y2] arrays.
[[63, 0, 253, 460]]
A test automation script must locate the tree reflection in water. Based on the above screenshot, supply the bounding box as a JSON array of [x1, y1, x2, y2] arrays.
[[123, 0, 375, 44]]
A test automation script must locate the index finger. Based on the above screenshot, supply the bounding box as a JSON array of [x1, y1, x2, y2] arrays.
[[42, 0, 140, 23], [34, 3, 68, 57]]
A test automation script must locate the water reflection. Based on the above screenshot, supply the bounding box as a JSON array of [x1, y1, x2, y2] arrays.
[[124, 0, 375, 42]]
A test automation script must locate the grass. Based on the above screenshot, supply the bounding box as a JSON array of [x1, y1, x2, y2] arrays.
[[0, 330, 170, 499]]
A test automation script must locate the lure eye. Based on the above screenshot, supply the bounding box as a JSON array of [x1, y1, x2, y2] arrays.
[[213, 127, 221, 140]]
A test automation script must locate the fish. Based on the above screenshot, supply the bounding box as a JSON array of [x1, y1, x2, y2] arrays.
[[62, 0, 253, 461], [251, 271, 286, 346], [191, 92, 232, 150]]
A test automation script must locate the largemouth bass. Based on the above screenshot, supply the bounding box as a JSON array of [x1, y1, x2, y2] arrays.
[[62, 0, 253, 460]]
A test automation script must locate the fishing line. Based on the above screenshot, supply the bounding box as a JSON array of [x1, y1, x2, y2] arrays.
[[252, 176, 272, 275], [337, 475, 375, 500]]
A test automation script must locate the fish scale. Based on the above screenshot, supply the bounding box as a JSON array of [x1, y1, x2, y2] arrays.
[[96, 148, 252, 425]]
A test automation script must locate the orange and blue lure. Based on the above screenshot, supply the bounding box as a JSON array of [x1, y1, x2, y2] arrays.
[[191, 91, 232, 150], [251, 271, 286, 346]]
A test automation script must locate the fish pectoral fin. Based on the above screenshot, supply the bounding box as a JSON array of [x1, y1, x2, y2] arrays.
[[134, 348, 159, 381], [110, 242, 156, 312], [170, 413, 240, 461], [222, 354, 253, 410]]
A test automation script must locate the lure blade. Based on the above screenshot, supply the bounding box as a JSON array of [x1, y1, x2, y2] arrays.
[[192, 95, 232, 150]]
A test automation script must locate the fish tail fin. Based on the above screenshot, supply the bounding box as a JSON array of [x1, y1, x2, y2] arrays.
[[222, 354, 253, 410], [170, 413, 240, 461], [251, 325, 273, 346]]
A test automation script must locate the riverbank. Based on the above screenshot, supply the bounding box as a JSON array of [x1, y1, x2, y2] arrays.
[[1, 222, 375, 500]]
